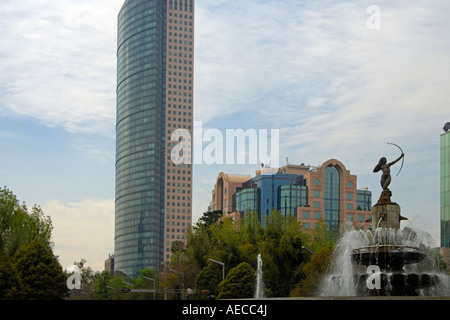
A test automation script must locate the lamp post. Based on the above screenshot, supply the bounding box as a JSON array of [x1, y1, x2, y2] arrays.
[[170, 268, 185, 300], [302, 246, 314, 255], [143, 276, 156, 300], [208, 258, 225, 281]]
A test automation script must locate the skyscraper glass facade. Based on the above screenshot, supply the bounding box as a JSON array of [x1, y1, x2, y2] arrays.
[[279, 185, 308, 217], [236, 188, 259, 215], [115, 0, 194, 278], [324, 166, 340, 238], [235, 173, 307, 221], [116, 0, 167, 278], [441, 131, 450, 247]]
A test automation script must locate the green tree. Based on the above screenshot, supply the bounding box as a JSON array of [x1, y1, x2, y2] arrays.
[[0, 187, 54, 257], [261, 233, 305, 297], [13, 238, 67, 300], [257, 210, 305, 297], [73, 258, 96, 287], [217, 262, 255, 300], [171, 240, 186, 255], [291, 246, 333, 297], [198, 210, 223, 227], [0, 187, 18, 251], [302, 218, 336, 253], [186, 223, 212, 269], [92, 271, 111, 300], [168, 250, 200, 296], [240, 211, 264, 246], [208, 217, 242, 271], [0, 250, 23, 300], [195, 262, 223, 297], [132, 267, 158, 300]]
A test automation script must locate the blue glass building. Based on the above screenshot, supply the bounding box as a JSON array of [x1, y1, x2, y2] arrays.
[[115, 0, 195, 278], [235, 170, 308, 221], [229, 160, 373, 237]]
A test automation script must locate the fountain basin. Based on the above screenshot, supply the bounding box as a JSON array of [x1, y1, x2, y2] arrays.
[[351, 245, 426, 270], [355, 272, 441, 296]]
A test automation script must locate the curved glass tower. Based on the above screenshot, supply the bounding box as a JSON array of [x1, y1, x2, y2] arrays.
[[115, 0, 194, 278]]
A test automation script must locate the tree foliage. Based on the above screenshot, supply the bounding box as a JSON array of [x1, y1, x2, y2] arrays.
[[217, 262, 255, 300], [0, 250, 23, 300], [0, 187, 63, 300], [291, 246, 333, 297], [0, 187, 53, 257], [185, 209, 315, 298], [195, 262, 222, 296], [13, 238, 67, 300]]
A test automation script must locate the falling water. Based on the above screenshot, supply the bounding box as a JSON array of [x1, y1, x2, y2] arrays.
[[319, 227, 450, 297], [254, 254, 266, 299]]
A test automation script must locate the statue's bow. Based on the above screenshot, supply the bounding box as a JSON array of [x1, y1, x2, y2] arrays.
[[387, 142, 404, 176]]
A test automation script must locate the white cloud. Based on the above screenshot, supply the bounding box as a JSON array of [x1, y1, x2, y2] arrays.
[[44, 198, 115, 272], [193, 0, 450, 244], [196, 0, 450, 138], [0, 0, 123, 137]]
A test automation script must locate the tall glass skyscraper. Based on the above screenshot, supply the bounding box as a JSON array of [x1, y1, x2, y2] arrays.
[[115, 0, 194, 278], [441, 126, 450, 247]]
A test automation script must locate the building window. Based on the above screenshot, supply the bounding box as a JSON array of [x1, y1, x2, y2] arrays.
[[303, 212, 310, 219], [314, 191, 320, 198]]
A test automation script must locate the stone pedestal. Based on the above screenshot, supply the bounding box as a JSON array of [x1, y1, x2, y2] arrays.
[[372, 188, 407, 230], [372, 203, 403, 229]]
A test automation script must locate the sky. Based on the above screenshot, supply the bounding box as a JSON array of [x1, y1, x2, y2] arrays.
[[0, 0, 449, 272]]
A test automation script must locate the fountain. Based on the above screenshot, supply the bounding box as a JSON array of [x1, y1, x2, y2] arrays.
[[320, 148, 450, 297], [254, 254, 266, 298]]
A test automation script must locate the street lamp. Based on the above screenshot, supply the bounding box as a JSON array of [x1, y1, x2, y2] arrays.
[[302, 246, 314, 255], [170, 268, 185, 300], [143, 276, 156, 300], [208, 258, 225, 281]]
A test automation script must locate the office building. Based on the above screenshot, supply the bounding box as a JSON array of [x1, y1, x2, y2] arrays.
[[211, 159, 372, 237], [296, 159, 372, 238], [104, 254, 115, 275], [115, 0, 195, 278]]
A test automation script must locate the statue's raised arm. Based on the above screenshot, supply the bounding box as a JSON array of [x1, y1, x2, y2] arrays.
[[374, 143, 405, 205], [374, 153, 404, 191]]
